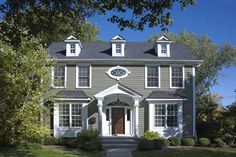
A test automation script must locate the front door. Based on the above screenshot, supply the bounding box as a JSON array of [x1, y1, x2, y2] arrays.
[[112, 108, 125, 134]]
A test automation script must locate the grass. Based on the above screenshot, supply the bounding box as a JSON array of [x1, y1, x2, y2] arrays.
[[0, 146, 105, 157], [133, 147, 236, 157]]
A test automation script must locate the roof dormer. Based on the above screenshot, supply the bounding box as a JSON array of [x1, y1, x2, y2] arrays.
[[111, 35, 126, 57], [64, 35, 83, 57], [156, 35, 171, 57]]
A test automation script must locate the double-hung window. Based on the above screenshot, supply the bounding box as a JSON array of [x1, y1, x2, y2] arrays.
[[70, 44, 76, 53], [77, 65, 91, 88], [116, 44, 121, 54], [154, 104, 178, 127], [171, 66, 184, 88], [161, 44, 167, 54], [59, 103, 82, 127], [146, 66, 159, 88], [53, 65, 66, 87]]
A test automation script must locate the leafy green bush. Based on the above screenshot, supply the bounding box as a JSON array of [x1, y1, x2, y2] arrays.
[[141, 131, 160, 140], [223, 133, 235, 145], [168, 137, 181, 146], [83, 140, 103, 152], [181, 138, 195, 146], [213, 138, 225, 147], [75, 130, 102, 151], [43, 136, 59, 145], [154, 138, 170, 149], [138, 139, 154, 150], [198, 138, 211, 146]]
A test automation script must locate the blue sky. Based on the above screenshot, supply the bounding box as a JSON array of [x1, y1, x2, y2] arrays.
[[88, 0, 236, 106], [0, 0, 235, 105]]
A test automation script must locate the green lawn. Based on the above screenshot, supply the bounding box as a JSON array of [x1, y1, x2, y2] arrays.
[[0, 147, 105, 157], [133, 147, 236, 157]]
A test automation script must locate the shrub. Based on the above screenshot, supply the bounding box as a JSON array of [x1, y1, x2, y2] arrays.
[[141, 131, 160, 140], [222, 133, 236, 145], [154, 138, 170, 149], [213, 138, 225, 147], [198, 138, 211, 146], [83, 140, 103, 152], [181, 138, 195, 146], [168, 137, 181, 146], [43, 136, 59, 145], [76, 131, 98, 149], [138, 139, 154, 150]]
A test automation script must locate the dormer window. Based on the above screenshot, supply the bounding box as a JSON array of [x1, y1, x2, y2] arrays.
[[70, 44, 75, 53], [156, 35, 171, 57], [111, 35, 126, 57], [64, 35, 83, 57], [116, 44, 121, 54]]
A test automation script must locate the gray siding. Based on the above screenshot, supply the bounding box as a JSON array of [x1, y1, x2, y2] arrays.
[[51, 64, 194, 136]]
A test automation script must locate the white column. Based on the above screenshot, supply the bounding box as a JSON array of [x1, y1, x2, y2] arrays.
[[82, 103, 88, 131], [97, 98, 104, 136], [133, 99, 139, 137], [53, 103, 59, 138]]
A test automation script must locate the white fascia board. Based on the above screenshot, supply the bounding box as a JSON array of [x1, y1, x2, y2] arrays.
[[54, 98, 91, 101], [146, 98, 187, 102]]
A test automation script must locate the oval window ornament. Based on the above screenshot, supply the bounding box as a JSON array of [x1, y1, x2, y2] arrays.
[[106, 66, 130, 80]]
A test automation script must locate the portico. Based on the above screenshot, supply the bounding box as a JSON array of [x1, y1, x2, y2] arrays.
[[94, 84, 141, 137]]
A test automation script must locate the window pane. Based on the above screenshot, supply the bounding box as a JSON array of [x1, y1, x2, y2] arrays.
[[53, 66, 65, 87], [116, 44, 121, 53], [59, 104, 69, 127], [154, 104, 165, 127], [161, 44, 167, 53], [147, 66, 159, 87], [106, 109, 109, 121], [127, 109, 130, 121], [167, 104, 178, 127], [78, 66, 90, 87], [172, 67, 183, 87], [71, 104, 82, 127], [70, 44, 75, 53]]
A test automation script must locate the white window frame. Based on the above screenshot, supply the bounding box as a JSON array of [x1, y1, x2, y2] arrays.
[[154, 103, 179, 129], [51, 65, 67, 88], [115, 43, 121, 54], [161, 44, 167, 54], [169, 65, 185, 89], [58, 103, 83, 129], [106, 65, 130, 80], [145, 65, 161, 88], [70, 44, 76, 53], [76, 64, 92, 88]]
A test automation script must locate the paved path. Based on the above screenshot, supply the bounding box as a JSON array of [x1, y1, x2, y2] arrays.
[[106, 149, 133, 157]]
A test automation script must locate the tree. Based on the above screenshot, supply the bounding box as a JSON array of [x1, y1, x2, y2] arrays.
[[149, 32, 236, 138], [0, 38, 53, 145], [0, 0, 196, 47]]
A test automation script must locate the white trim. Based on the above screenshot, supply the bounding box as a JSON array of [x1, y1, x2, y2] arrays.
[[148, 102, 183, 138], [76, 64, 92, 88], [106, 65, 130, 80], [169, 65, 185, 89], [95, 83, 142, 99], [145, 64, 161, 88], [51, 65, 67, 88], [192, 67, 196, 137], [146, 98, 187, 101], [55, 98, 91, 101], [158, 35, 171, 41]]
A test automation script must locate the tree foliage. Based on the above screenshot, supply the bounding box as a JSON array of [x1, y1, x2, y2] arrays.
[[0, 38, 53, 145], [0, 0, 196, 46]]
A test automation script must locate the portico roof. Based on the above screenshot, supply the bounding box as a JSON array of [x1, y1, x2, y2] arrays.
[[94, 83, 142, 99]]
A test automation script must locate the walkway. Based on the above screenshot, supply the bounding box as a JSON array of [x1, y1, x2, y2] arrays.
[[106, 149, 133, 157]]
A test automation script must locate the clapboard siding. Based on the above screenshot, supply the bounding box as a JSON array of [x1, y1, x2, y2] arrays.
[[51, 64, 194, 136]]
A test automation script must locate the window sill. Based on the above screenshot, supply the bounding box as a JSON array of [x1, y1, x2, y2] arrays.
[[145, 86, 160, 89], [52, 86, 66, 89], [170, 86, 184, 89], [76, 86, 91, 89]]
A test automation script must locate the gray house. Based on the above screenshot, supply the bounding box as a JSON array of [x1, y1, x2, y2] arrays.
[[48, 35, 202, 138]]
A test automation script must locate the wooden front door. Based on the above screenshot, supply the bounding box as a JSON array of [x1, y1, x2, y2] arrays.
[[112, 108, 125, 134]]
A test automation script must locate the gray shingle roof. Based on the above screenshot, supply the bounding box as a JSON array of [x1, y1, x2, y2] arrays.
[[48, 42, 200, 61], [56, 90, 89, 99], [146, 90, 186, 99]]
